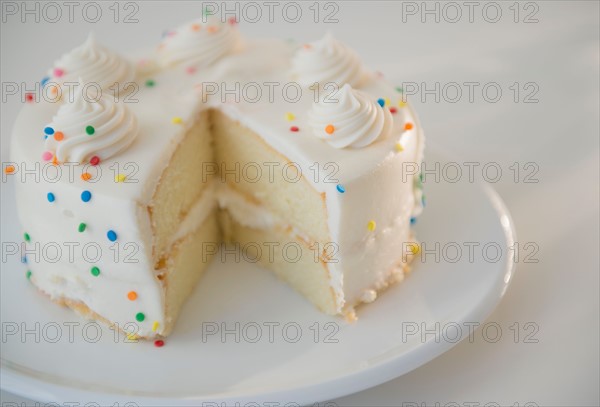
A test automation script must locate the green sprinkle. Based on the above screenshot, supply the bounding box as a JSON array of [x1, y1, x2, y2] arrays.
[[24, 233, 30, 242], [91, 266, 100, 277], [26, 270, 32, 279], [145, 79, 155, 87], [396, 86, 403, 93], [136, 312, 145, 322], [78, 223, 87, 232], [85, 125, 95, 135]]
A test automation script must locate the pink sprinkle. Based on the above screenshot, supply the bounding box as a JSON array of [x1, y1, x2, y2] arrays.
[[228, 17, 237, 25], [53, 68, 64, 78], [186, 66, 196, 74], [42, 151, 53, 161]]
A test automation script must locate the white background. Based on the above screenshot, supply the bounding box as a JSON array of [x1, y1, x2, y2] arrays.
[[1, 1, 598, 405]]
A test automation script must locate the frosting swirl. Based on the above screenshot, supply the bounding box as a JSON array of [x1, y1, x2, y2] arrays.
[[308, 84, 393, 149], [292, 33, 368, 88], [158, 18, 241, 68], [44, 81, 139, 163], [49, 33, 135, 94]]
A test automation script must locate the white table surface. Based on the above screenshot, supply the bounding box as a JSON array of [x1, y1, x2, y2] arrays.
[[1, 1, 598, 406]]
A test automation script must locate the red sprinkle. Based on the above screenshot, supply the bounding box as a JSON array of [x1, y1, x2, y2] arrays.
[[90, 156, 100, 166], [290, 126, 299, 132], [228, 17, 237, 25], [389, 107, 397, 114], [154, 339, 165, 347], [25, 93, 34, 103]]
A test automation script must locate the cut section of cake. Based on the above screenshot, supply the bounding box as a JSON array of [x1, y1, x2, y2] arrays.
[[10, 20, 424, 338]]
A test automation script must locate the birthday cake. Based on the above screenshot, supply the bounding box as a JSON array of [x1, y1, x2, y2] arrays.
[[10, 18, 424, 339]]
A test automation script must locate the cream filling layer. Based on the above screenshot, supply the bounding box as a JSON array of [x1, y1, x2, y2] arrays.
[[167, 182, 217, 247]]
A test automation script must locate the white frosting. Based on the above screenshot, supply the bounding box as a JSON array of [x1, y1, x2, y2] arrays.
[[308, 84, 393, 149], [49, 34, 134, 94], [158, 18, 241, 68], [12, 32, 424, 336], [44, 81, 139, 163], [291, 33, 368, 88]]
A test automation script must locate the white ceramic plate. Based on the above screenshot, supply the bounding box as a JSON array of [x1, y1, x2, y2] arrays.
[[0, 148, 516, 405]]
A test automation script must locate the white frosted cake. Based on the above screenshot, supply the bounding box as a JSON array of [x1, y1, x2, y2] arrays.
[[10, 18, 424, 339]]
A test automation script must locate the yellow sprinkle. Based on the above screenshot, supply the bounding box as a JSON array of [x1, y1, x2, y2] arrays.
[[126, 332, 138, 341], [384, 97, 391, 107], [398, 100, 407, 108], [367, 220, 376, 232], [395, 143, 404, 152], [171, 117, 183, 124], [152, 321, 159, 332], [115, 174, 126, 183], [285, 112, 295, 121], [409, 243, 420, 255]]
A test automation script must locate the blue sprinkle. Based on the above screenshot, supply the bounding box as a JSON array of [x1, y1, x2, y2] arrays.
[[410, 217, 417, 225], [377, 98, 385, 107], [44, 135, 48, 140], [47, 192, 55, 202], [336, 184, 345, 193], [422, 195, 426, 207], [107, 230, 118, 242], [41, 76, 50, 87], [22, 255, 27, 264], [44, 127, 54, 135], [81, 190, 92, 202]]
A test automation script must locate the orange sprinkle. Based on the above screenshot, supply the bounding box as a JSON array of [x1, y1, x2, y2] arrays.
[[81, 172, 92, 181], [206, 26, 219, 33], [325, 124, 335, 135], [191, 23, 201, 31], [50, 86, 58, 95], [404, 123, 414, 131], [303, 44, 312, 50], [127, 291, 138, 301], [51, 155, 59, 166], [53, 131, 64, 141], [4, 165, 15, 174]]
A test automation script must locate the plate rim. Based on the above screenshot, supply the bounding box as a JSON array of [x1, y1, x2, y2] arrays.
[[1, 178, 517, 405]]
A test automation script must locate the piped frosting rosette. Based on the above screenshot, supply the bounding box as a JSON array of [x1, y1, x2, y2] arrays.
[[308, 84, 393, 149], [158, 17, 241, 68], [292, 33, 368, 88], [43, 80, 139, 164], [45, 34, 135, 97]]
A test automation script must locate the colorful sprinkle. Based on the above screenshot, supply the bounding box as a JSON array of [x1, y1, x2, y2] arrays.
[[395, 143, 404, 152], [410, 217, 417, 225], [47, 192, 55, 202], [90, 156, 100, 166], [4, 165, 15, 174], [25, 93, 34, 103], [389, 107, 398, 114], [377, 98, 385, 107], [85, 125, 95, 135], [404, 122, 414, 131], [206, 25, 219, 33], [367, 220, 376, 232], [107, 230, 118, 242], [136, 312, 145, 322], [127, 291, 138, 301], [115, 174, 126, 183], [171, 117, 183, 124], [396, 86, 403, 93], [22, 256, 27, 264], [154, 339, 165, 347], [228, 17, 237, 25], [41, 76, 50, 87], [191, 23, 201, 31], [81, 190, 92, 202], [385, 97, 391, 106], [52, 155, 59, 166], [325, 124, 335, 134], [24, 232, 30, 242], [336, 184, 345, 193], [44, 127, 54, 135], [290, 126, 299, 132], [285, 112, 295, 121], [78, 223, 87, 233], [81, 172, 92, 181], [145, 79, 156, 87], [186, 66, 196, 74], [91, 266, 100, 276], [398, 100, 407, 108], [152, 321, 159, 331], [26, 270, 32, 279], [53, 131, 64, 141], [409, 243, 420, 255], [53, 68, 64, 78], [127, 333, 138, 341]]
